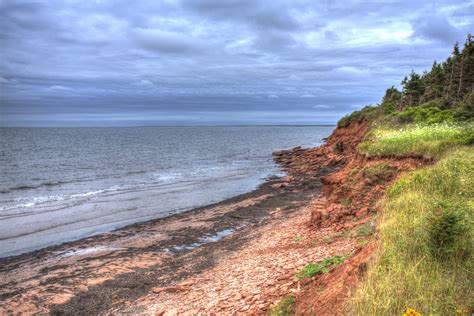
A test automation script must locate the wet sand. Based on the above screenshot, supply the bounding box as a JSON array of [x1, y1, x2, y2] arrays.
[[0, 161, 337, 315]]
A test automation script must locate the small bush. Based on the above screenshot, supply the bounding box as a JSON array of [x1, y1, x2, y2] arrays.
[[395, 104, 457, 125], [270, 296, 295, 316], [296, 256, 347, 280], [429, 202, 469, 259]]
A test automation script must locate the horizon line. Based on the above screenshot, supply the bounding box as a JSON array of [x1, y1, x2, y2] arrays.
[[0, 124, 337, 128]]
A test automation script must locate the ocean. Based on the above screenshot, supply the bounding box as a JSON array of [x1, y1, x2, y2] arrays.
[[0, 126, 333, 257]]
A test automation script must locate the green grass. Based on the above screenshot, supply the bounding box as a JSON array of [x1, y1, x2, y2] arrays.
[[270, 296, 295, 316], [296, 256, 347, 281], [351, 147, 474, 315], [358, 124, 473, 158], [362, 163, 396, 183]]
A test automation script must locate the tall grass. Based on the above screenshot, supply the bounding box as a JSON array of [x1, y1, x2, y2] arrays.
[[351, 148, 474, 315], [358, 124, 473, 158]]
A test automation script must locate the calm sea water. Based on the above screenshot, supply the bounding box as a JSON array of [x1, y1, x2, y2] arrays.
[[0, 126, 333, 257]]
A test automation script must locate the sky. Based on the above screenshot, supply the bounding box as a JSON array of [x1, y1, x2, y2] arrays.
[[1, 0, 473, 126]]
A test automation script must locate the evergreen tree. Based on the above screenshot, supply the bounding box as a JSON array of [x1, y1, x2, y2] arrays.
[[422, 61, 445, 101], [401, 71, 424, 108], [458, 34, 474, 101], [445, 43, 462, 104], [381, 86, 401, 112]]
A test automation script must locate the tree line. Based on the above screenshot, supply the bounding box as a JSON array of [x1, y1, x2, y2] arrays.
[[382, 34, 473, 114], [338, 35, 473, 127]]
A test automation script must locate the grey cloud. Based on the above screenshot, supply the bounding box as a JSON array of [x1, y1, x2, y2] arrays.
[[182, 0, 300, 31], [0, 0, 472, 126], [411, 15, 464, 43], [133, 28, 206, 54]]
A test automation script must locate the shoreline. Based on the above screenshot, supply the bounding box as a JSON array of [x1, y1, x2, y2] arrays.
[[0, 154, 337, 314], [0, 175, 267, 260], [1, 125, 334, 259]]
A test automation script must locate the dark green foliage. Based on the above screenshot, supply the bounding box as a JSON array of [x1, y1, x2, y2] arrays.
[[337, 105, 381, 127], [401, 71, 424, 107], [295, 256, 347, 280], [380, 86, 402, 114], [395, 104, 457, 124], [429, 202, 469, 259], [340, 35, 472, 129], [341, 35, 472, 129]]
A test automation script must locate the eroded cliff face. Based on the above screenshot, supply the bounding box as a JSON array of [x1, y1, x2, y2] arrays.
[[275, 122, 430, 314]]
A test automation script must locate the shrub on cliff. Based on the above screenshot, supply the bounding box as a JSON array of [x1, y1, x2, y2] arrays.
[[428, 201, 469, 259], [395, 104, 457, 124]]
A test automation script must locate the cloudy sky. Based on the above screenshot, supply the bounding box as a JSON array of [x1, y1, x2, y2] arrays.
[[1, 0, 473, 126]]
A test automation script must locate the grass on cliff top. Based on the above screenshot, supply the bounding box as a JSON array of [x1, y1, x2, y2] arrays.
[[351, 147, 474, 315], [358, 124, 474, 158]]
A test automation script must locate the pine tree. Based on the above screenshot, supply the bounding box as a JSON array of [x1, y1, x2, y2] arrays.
[[381, 86, 401, 112], [445, 43, 462, 105], [459, 34, 474, 101], [401, 71, 424, 108], [423, 61, 445, 100]]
